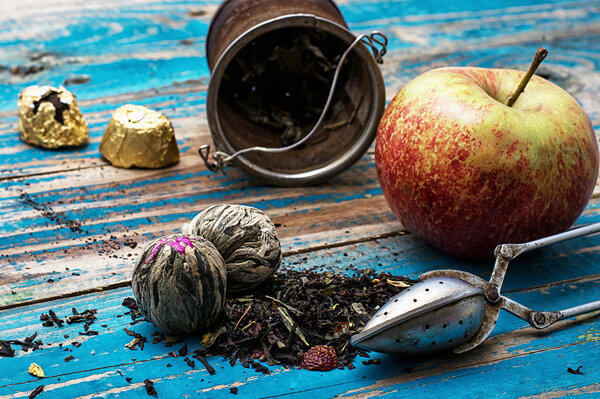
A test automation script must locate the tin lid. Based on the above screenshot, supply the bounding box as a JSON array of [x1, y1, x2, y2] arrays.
[[205, 14, 386, 186]]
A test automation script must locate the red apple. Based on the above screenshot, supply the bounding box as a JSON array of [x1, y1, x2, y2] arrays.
[[375, 65, 599, 259]]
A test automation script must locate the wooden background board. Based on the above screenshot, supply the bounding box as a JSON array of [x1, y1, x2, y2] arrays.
[[1, 0, 600, 397]]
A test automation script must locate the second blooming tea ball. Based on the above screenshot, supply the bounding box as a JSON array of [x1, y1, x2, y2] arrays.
[[131, 235, 227, 334], [183, 204, 281, 292]]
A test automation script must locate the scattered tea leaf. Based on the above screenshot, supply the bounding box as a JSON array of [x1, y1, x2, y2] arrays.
[[48, 309, 64, 326], [164, 336, 179, 346], [0, 340, 15, 357], [362, 358, 381, 365], [151, 332, 165, 344], [28, 385, 44, 399], [184, 357, 195, 369], [568, 366, 584, 375], [178, 344, 188, 357], [79, 331, 98, 336], [67, 309, 97, 324], [122, 297, 138, 310], [387, 279, 410, 288], [126, 338, 141, 350], [351, 303, 368, 315], [144, 379, 157, 397], [193, 352, 216, 375]]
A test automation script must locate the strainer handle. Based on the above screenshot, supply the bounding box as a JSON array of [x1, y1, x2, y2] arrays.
[[500, 295, 600, 329], [505, 221, 600, 258], [486, 222, 600, 302]]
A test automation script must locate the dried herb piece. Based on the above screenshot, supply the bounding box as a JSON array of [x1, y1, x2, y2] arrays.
[[362, 358, 381, 365], [122, 297, 138, 310], [11, 332, 41, 352], [124, 329, 147, 350], [63, 75, 91, 86], [184, 357, 195, 368], [152, 332, 165, 344], [178, 344, 188, 357], [66, 309, 97, 324], [248, 360, 270, 375], [230, 387, 238, 395], [48, 310, 64, 327], [193, 352, 216, 375], [64, 355, 74, 362], [25, 332, 38, 343], [568, 366, 584, 375], [28, 385, 44, 399], [300, 345, 338, 371], [79, 331, 98, 336], [144, 379, 157, 397], [0, 340, 15, 357]]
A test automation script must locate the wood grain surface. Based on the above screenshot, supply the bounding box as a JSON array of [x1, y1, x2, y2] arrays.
[[1, 0, 600, 397]]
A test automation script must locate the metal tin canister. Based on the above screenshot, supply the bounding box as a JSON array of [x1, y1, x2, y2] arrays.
[[206, 0, 386, 186]]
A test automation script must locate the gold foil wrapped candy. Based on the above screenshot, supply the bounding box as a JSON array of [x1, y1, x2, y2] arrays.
[[17, 85, 89, 148], [100, 104, 179, 168]]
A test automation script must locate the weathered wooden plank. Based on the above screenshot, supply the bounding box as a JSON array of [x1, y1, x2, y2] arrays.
[[0, 150, 401, 305], [2, 186, 599, 314], [2, 156, 599, 307], [2, 182, 599, 309], [1, 266, 600, 398]]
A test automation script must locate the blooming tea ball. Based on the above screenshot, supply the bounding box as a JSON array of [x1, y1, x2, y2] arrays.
[[132, 234, 226, 334], [183, 204, 281, 292]]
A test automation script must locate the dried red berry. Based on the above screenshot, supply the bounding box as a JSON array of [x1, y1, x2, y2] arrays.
[[300, 345, 338, 371]]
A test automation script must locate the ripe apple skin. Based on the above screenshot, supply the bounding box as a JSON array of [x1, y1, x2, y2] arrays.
[[376, 67, 599, 259]]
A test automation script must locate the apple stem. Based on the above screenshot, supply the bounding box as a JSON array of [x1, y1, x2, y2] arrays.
[[505, 47, 548, 107]]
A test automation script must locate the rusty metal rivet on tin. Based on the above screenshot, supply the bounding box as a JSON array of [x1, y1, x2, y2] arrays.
[[202, 0, 387, 186]]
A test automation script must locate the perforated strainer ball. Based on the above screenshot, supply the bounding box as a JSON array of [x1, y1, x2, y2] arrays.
[[183, 204, 282, 292], [132, 234, 227, 334]]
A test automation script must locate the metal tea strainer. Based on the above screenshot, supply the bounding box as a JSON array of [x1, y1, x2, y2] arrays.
[[351, 222, 600, 355]]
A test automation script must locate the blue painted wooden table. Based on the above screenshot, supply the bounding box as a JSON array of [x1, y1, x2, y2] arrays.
[[2, 0, 600, 397]]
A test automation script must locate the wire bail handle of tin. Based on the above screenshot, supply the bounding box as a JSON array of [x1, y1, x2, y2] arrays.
[[199, 31, 388, 173]]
